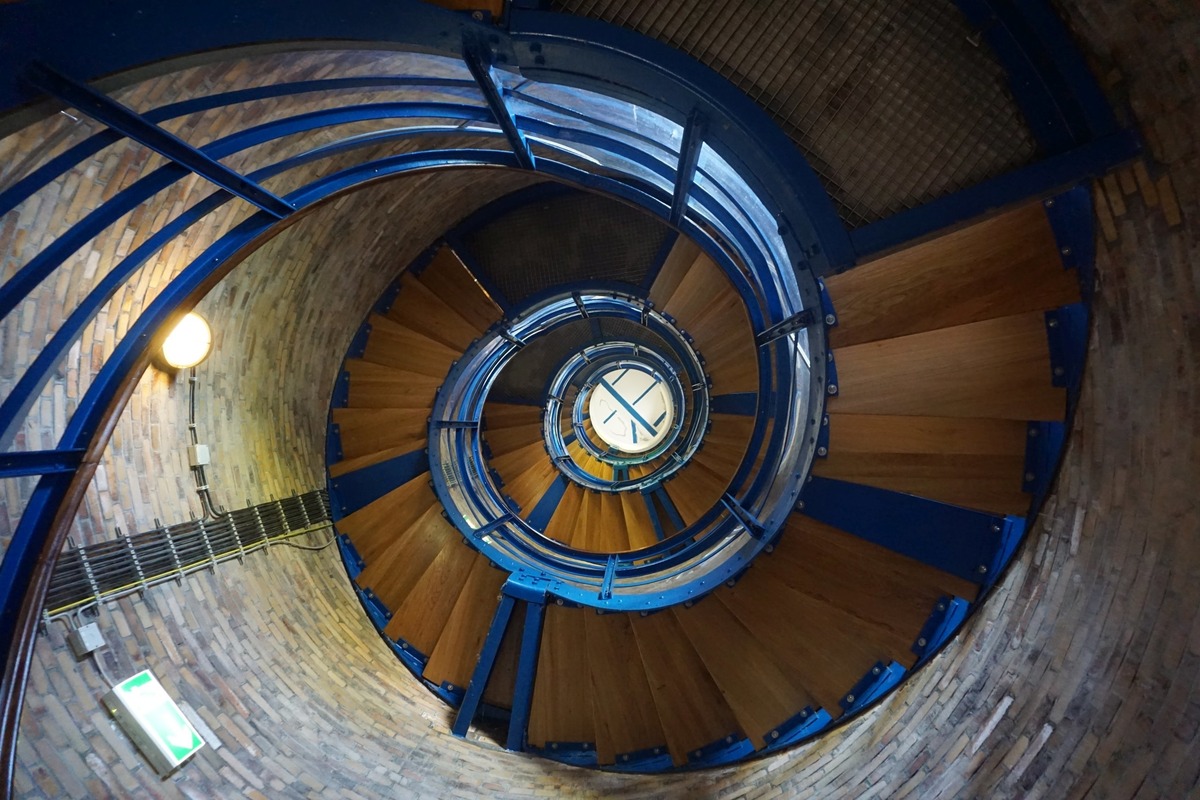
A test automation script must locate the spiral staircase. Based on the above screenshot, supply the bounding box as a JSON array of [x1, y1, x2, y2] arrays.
[[325, 186, 1085, 769], [0, 0, 1136, 789]]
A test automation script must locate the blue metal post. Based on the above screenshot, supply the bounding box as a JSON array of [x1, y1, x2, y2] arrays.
[[671, 110, 706, 226], [505, 599, 546, 751], [463, 39, 534, 170], [451, 594, 517, 738]]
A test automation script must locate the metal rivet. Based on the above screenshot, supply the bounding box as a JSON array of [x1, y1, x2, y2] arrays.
[[872, 666, 881, 675], [937, 603, 946, 612], [1054, 366, 1065, 377], [556, 599, 564, 606], [1061, 247, 1072, 256], [771, 731, 779, 739], [725, 736, 734, 744], [622, 755, 629, 762], [800, 710, 808, 718], [846, 694, 856, 704], [401, 643, 408, 650], [654, 749, 660, 755], [1025, 472, 1036, 482], [978, 565, 989, 574], [1047, 318, 1059, 328], [991, 524, 1001, 533], [796, 501, 805, 511], [917, 637, 927, 647], [827, 384, 838, 395], [817, 446, 828, 457], [824, 314, 836, 326], [551, 743, 558, 750], [1029, 427, 1039, 437], [1045, 198, 1056, 208]]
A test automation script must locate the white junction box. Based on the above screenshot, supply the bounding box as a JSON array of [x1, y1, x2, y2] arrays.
[[67, 622, 105, 659], [103, 670, 205, 775], [186, 443, 211, 467]]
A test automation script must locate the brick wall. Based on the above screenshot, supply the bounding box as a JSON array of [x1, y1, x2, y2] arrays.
[[8, 3, 1200, 797]]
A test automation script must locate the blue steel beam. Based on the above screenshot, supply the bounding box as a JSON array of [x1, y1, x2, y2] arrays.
[[24, 63, 295, 219], [0, 450, 86, 479], [451, 594, 517, 738], [462, 40, 535, 170], [671, 110, 706, 226], [505, 599, 546, 751], [799, 477, 1024, 585]]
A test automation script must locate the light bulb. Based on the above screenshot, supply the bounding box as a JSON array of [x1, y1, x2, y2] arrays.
[[160, 312, 212, 369]]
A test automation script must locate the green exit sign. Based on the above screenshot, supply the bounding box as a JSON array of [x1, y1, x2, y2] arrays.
[[103, 670, 204, 775]]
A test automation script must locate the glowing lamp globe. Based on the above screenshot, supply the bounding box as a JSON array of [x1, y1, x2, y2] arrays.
[[160, 312, 212, 370]]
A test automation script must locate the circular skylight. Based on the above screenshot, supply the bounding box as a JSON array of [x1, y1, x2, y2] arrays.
[[586, 365, 674, 454]]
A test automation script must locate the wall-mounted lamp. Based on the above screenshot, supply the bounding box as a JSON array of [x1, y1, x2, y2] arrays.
[[158, 312, 212, 370]]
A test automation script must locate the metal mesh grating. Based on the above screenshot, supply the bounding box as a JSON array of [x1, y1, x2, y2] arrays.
[[551, 0, 1038, 226], [461, 190, 672, 304]]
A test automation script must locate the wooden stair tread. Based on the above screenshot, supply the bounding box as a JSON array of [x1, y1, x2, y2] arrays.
[[362, 314, 461, 378], [719, 568, 887, 713], [344, 360, 442, 409], [484, 402, 544, 430], [542, 484, 585, 545], [674, 599, 813, 747], [621, 493, 658, 550], [665, 461, 728, 525], [595, 493, 630, 553], [502, 459, 558, 513], [648, 236, 702, 309], [417, 245, 504, 332], [328, 444, 419, 478], [484, 423, 543, 456], [825, 203, 1080, 349], [585, 612, 667, 764], [631, 609, 741, 764], [385, 542, 479, 658], [490, 440, 550, 477], [335, 474, 434, 563], [421, 554, 507, 688], [529, 606, 595, 747], [387, 273, 484, 351], [832, 311, 1066, 420], [812, 455, 1029, 515], [776, 514, 979, 606], [331, 407, 428, 460], [356, 503, 456, 614]]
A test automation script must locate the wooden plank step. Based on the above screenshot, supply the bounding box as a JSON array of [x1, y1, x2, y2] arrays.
[[665, 461, 728, 525], [659, 252, 734, 331], [621, 493, 658, 550], [328, 444, 418, 478], [529, 606, 595, 748], [331, 407, 428, 461], [356, 503, 458, 615], [718, 566, 887, 714], [335, 474, 434, 565], [825, 203, 1080, 349], [832, 311, 1065, 420], [648, 236, 702, 309], [702, 346, 759, 395], [490, 440, 549, 478], [362, 314, 461, 378], [573, 490, 599, 552], [594, 493, 630, 553], [484, 423, 543, 457], [674, 598, 814, 747], [418, 246, 504, 333], [484, 402, 543, 430], [387, 273, 483, 351], [344, 360, 442, 409], [585, 612, 667, 764], [543, 484, 585, 544], [631, 608, 742, 765], [774, 514, 979, 618], [502, 458, 558, 514], [420, 554, 507, 689], [812, 414, 1029, 513], [384, 541, 479, 658]]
